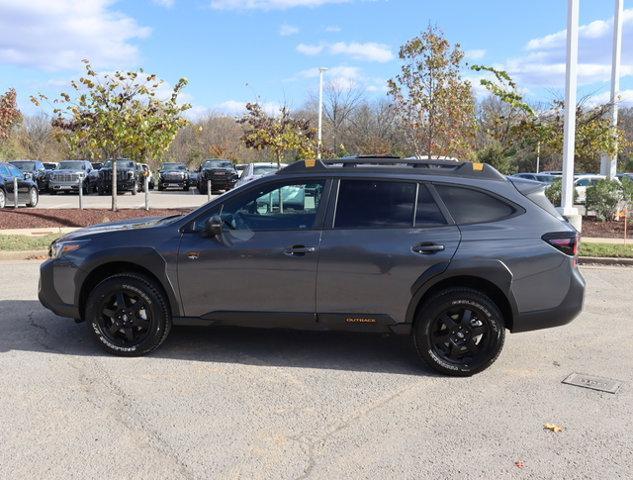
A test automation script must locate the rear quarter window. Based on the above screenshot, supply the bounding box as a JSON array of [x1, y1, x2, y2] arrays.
[[435, 185, 515, 224]]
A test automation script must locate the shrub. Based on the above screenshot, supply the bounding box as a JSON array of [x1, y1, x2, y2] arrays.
[[545, 178, 578, 206], [585, 179, 623, 221]]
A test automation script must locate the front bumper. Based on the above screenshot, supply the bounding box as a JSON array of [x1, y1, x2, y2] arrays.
[[512, 266, 585, 333], [38, 258, 81, 319], [49, 181, 81, 192], [159, 177, 189, 188], [98, 179, 137, 192]]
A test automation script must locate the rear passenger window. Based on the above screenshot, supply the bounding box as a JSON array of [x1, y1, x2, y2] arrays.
[[436, 185, 515, 224], [335, 180, 416, 228], [416, 184, 446, 226]]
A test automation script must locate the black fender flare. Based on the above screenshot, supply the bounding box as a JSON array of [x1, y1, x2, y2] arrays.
[[74, 246, 182, 317], [405, 258, 518, 326]]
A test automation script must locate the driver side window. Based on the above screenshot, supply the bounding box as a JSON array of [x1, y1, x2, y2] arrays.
[[194, 180, 325, 232]]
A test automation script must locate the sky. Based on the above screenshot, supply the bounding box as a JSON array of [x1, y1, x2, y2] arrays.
[[0, 0, 632, 119]]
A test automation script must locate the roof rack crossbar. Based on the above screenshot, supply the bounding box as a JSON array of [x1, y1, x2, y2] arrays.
[[278, 157, 505, 181]]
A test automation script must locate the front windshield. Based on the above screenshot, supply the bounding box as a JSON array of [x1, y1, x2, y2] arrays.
[[203, 160, 233, 169], [58, 161, 85, 170], [253, 165, 278, 175], [103, 160, 135, 169], [11, 161, 36, 171], [162, 163, 187, 171]]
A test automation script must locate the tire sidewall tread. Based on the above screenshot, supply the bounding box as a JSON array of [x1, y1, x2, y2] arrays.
[[85, 273, 171, 357], [413, 287, 505, 377]]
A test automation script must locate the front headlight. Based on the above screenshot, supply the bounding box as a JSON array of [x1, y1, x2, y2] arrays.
[[50, 239, 89, 259]]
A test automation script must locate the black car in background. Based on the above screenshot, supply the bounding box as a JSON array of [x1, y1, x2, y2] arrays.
[[9, 160, 47, 191], [197, 159, 238, 194], [157, 162, 190, 191], [97, 159, 141, 195], [0, 162, 39, 208]]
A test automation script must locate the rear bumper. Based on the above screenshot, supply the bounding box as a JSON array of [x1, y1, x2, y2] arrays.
[[512, 266, 585, 333], [38, 258, 80, 319]]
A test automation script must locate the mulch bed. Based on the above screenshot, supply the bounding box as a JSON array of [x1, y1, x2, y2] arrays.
[[0, 208, 192, 229], [581, 217, 632, 239]]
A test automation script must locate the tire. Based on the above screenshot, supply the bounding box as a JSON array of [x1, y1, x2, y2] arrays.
[[131, 183, 138, 195], [85, 273, 172, 356], [413, 288, 505, 377], [49, 190, 57, 195], [158, 183, 164, 191], [0, 189, 5, 208], [183, 185, 189, 192], [26, 187, 39, 207]]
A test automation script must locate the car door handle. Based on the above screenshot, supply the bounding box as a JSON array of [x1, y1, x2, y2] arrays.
[[284, 245, 316, 256], [412, 243, 445, 254], [186, 251, 200, 260]]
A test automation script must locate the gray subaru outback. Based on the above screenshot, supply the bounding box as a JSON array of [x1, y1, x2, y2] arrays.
[[39, 157, 585, 376]]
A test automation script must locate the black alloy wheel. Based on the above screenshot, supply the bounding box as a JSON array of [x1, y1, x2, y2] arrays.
[[86, 274, 171, 356], [414, 288, 505, 376]]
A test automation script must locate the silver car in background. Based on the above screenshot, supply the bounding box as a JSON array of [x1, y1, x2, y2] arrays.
[[235, 162, 288, 187], [48, 160, 93, 194]]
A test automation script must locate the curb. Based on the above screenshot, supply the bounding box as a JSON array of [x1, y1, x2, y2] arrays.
[[578, 256, 633, 266], [0, 249, 48, 261]]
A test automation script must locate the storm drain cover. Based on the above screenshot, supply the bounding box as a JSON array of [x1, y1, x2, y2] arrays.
[[562, 373, 622, 394]]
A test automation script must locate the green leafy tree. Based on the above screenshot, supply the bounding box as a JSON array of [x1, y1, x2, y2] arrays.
[[388, 25, 477, 159], [0, 88, 22, 159], [586, 179, 623, 221], [474, 66, 628, 173], [31, 60, 190, 210], [238, 102, 316, 167]]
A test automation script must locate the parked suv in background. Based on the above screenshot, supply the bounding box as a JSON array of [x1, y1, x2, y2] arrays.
[[157, 162, 190, 191], [235, 162, 287, 187], [0, 162, 39, 208], [39, 157, 585, 376], [48, 160, 93, 194], [197, 159, 238, 194], [97, 159, 140, 195], [9, 160, 47, 191]]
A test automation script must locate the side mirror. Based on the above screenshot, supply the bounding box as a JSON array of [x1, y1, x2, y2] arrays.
[[205, 214, 223, 238]]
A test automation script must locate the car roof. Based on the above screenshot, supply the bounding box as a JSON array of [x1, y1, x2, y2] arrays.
[[277, 157, 506, 181]]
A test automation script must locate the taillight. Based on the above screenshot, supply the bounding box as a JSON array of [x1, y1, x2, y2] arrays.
[[542, 232, 579, 256]]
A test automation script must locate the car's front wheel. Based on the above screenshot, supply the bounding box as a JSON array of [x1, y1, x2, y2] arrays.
[[26, 187, 39, 207], [413, 288, 505, 376], [85, 274, 172, 356], [0, 189, 5, 208]]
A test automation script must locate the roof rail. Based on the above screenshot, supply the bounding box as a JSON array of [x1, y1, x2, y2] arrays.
[[279, 157, 505, 181]]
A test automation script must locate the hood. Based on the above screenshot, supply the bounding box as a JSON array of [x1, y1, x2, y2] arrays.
[[62, 215, 173, 240]]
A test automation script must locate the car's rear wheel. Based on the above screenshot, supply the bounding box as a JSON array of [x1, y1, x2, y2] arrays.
[[26, 187, 39, 207], [85, 274, 172, 356], [413, 288, 505, 376]]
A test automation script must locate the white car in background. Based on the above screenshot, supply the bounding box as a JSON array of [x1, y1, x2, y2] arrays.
[[236, 162, 288, 187], [574, 174, 610, 203]]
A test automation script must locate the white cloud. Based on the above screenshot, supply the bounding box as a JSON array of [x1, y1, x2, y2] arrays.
[[0, 0, 151, 71], [296, 43, 325, 55], [215, 100, 282, 115], [152, 0, 175, 7], [279, 23, 299, 36], [584, 89, 633, 107], [295, 65, 385, 92], [296, 41, 393, 63], [210, 0, 349, 10], [464, 49, 486, 61], [325, 25, 341, 32], [504, 8, 633, 88]]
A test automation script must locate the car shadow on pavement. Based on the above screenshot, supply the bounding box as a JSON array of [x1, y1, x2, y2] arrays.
[[0, 300, 436, 376]]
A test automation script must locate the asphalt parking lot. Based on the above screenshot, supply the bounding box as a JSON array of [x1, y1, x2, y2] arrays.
[[0, 263, 630, 479], [36, 190, 216, 210]]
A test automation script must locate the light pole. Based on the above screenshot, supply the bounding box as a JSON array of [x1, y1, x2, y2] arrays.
[[560, 0, 580, 228], [600, 0, 623, 179], [317, 67, 327, 160]]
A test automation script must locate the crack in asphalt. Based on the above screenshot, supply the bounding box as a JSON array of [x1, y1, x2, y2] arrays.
[[294, 380, 421, 480]]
